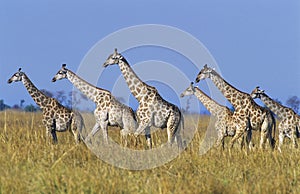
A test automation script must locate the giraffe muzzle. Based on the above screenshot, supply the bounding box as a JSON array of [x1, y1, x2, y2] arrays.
[[103, 62, 109, 67]]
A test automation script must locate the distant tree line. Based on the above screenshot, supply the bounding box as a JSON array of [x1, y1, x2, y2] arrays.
[[1, 91, 300, 114], [0, 89, 88, 112]]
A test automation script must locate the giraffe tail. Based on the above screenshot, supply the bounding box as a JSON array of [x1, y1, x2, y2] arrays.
[[271, 112, 276, 148], [296, 119, 300, 138], [181, 112, 185, 137]]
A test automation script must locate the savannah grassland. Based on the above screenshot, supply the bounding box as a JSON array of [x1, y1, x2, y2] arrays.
[[0, 110, 299, 194]]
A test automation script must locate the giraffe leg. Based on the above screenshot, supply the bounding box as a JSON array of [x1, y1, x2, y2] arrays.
[[134, 123, 151, 149], [72, 125, 80, 144], [245, 129, 253, 150], [215, 130, 225, 149], [174, 119, 183, 150], [90, 112, 109, 143], [43, 118, 53, 143], [145, 127, 152, 149], [99, 120, 109, 144], [72, 112, 84, 143], [175, 131, 183, 150], [237, 134, 245, 150], [166, 113, 182, 149], [70, 118, 79, 144], [49, 119, 58, 144], [90, 122, 100, 136], [120, 129, 129, 147], [229, 129, 244, 149], [259, 130, 267, 150], [51, 130, 58, 144], [259, 118, 271, 150], [134, 123, 148, 136], [262, 115, 275, 150], [267, 127, 275, 150], [278, 130, 284, 153], [84, 122, 100, 144], [291, 127, 298, 149]]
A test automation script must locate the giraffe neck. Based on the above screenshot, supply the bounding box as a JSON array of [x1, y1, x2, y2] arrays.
[[66, 70, 109, 103], [209, 70, 247, 108], [118, 58, 148, 101], [194, 87, 226, 116], [22, 74, 50, 109], [259, 93, 288, 119]]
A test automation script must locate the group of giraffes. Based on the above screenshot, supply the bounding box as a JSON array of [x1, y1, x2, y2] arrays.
[[7, 49, 300, 152], [182, 65, 299, 153]]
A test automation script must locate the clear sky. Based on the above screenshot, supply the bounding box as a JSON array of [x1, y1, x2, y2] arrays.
[[1, 0, 300, 112]]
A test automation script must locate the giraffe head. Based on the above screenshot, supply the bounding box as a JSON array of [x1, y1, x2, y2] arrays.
[[103, 48, 124, 67], [250, 86, 265, 99], [195, 64, 214, 83], [52, 64, 68, 82], [7, 68, 24, 84], [180, 82, 196, 98]]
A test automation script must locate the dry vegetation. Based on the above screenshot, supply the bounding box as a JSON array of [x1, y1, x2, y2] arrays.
[[0, 110, 299, 193]]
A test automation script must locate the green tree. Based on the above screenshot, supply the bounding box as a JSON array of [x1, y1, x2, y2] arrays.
[[286, 96, 300, 113], [24, 104, 39, 112], [0, 99, 11, 111]]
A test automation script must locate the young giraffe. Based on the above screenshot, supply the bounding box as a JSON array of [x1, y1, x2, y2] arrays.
[[8, 68, 84, 143], [195, 65, 276, 150], [52, 64, 137, 146], [251, 86, 300, 152], [180, 82, 242, 149], [102, 49, 183, 149]]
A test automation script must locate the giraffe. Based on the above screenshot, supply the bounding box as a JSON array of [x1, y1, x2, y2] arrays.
[[180, 82, 242, 149], [251, 86, 300, 152], [195, 65, 276, 150], [7, 68, 84, 144], [102, 49, 183, 149], [52, 64, 137, 146]]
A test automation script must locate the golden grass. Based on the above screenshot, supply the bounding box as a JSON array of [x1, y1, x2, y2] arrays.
[[0, 110, 299, 193]]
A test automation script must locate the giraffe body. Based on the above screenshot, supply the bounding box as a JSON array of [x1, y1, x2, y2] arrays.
[[52, 64, 137, 145], [8, 68, 84, 143], [251, 87, 300, 152], [196, 65, 276, 150], [103, 49, 183, 149]]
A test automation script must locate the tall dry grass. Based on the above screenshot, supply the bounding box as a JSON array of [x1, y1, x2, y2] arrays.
[[0, 110, 299, 193]]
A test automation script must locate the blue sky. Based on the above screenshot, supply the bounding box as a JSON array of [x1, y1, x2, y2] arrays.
[[1, 0, 300, 112]]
